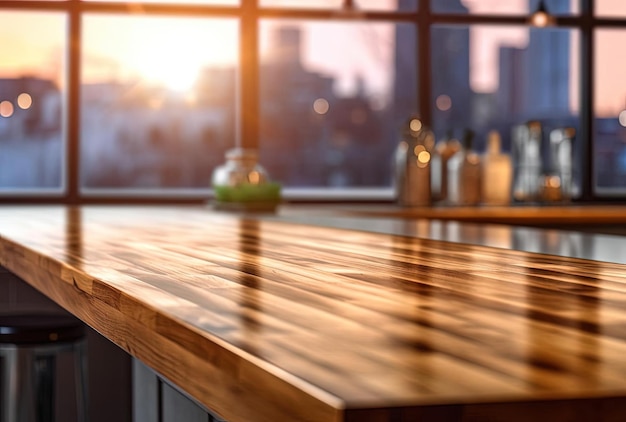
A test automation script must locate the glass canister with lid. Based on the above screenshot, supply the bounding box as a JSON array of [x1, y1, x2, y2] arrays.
[[211, 148, 281, 210]]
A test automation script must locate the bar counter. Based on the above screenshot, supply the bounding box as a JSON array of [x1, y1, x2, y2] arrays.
[[284, 204, 626, 236], [1, 205, 626, 421]]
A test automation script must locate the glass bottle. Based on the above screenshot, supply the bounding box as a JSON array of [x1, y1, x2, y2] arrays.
[[431, 130, 462, 203], [394, 117, 434, 207], [543, 127, 577, 202], [512, 121, 543, 202], [447, 129, 482, 206], [481, 130, 512, 205]]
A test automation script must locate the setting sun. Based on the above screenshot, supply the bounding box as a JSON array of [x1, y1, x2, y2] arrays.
[[131, 40, 206, 93], [82, 16, 238, 93]]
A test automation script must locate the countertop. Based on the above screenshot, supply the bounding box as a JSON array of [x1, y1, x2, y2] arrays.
[[1, 205, 626, 421], [297, 204, 626, 229]]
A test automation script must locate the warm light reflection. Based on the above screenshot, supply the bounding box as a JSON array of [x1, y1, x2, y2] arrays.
[[0, 101, 14, 118], [530, 11, 548, 27], [409, 118, 422, 132], [467, 153, 481, 165], [17, 93, 33, 110], [435, 94, 452, 111], [248, 171, 261, 184], [529, 11, 555, 28], [313, 98, 329, 114], [413, 144, 425, 156], [417, 150, 431, 165], [547, 175, 562, 188]]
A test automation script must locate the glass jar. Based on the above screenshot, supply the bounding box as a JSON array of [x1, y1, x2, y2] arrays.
[[211, 148, 281, 206], [212, 148, 268, 188]]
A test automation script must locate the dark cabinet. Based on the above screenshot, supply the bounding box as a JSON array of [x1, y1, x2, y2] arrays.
[[133, 359, 226, 422]]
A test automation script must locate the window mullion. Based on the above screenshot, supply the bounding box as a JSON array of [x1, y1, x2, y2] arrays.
[[580, 0, 594, 200], [418, 0, 432, 127], [240, 0, 260, 150], [67, 0, 82, 204]]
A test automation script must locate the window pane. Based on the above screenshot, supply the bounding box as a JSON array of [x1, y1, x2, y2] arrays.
[[432, 0, 578, 15], [594, 30, 626, 194], [261, 0, 342, 7], [81, 15, 238, 191], [260, 0, 417, 11], [431, 25, 580, 194], [596, 0, 626, 17], [259, 20, 417, 189], [83, 0, 237, 4], [359, 0, 417, 11], [0, 12, 65, 192]]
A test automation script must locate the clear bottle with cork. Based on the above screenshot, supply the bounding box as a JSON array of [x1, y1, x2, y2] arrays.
[[542, 127, 576, 202], [512, 121, 542, 202], [447, 128, 482, 206]]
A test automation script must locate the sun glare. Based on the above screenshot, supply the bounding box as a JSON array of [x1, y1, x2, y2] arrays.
[[83, 17, 238, 93], [135, 44, 203, 93]]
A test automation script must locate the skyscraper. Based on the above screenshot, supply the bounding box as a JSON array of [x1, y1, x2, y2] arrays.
[[497, 0, 572, 121], [394, 0, 471, 139], [393, 0, 419, 130], [524, 2, 571, 117]]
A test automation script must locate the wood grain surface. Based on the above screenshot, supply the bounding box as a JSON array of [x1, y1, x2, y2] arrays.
[[1, 206, 626, 421]]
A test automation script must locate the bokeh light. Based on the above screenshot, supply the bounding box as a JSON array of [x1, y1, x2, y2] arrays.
[[17, 93, 33, 110], [417, 151, 431, 164], [0, 101, 14, 118], [435, 94, 452, 111], [413, 144, 425, 156], [313, 98, 329, 115], [409, 118, 422, 132]]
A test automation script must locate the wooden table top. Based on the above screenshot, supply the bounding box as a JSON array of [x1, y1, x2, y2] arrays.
[[1, 206, 626, 421]]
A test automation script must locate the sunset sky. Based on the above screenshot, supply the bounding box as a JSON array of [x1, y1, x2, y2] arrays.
[[0, 0, 625, 116], [83, 15, 238, 92]]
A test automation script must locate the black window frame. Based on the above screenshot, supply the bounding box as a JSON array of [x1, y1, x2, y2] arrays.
[[0, 0, 623, 204]]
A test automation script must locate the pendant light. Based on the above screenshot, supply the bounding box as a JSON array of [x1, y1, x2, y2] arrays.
[[337, 0, 363, 18], [343, 0, 355, 10], [529, 0, 556, 27]]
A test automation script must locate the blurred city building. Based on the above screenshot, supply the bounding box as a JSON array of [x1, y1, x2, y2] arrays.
[[1, 0, 625, 191]]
